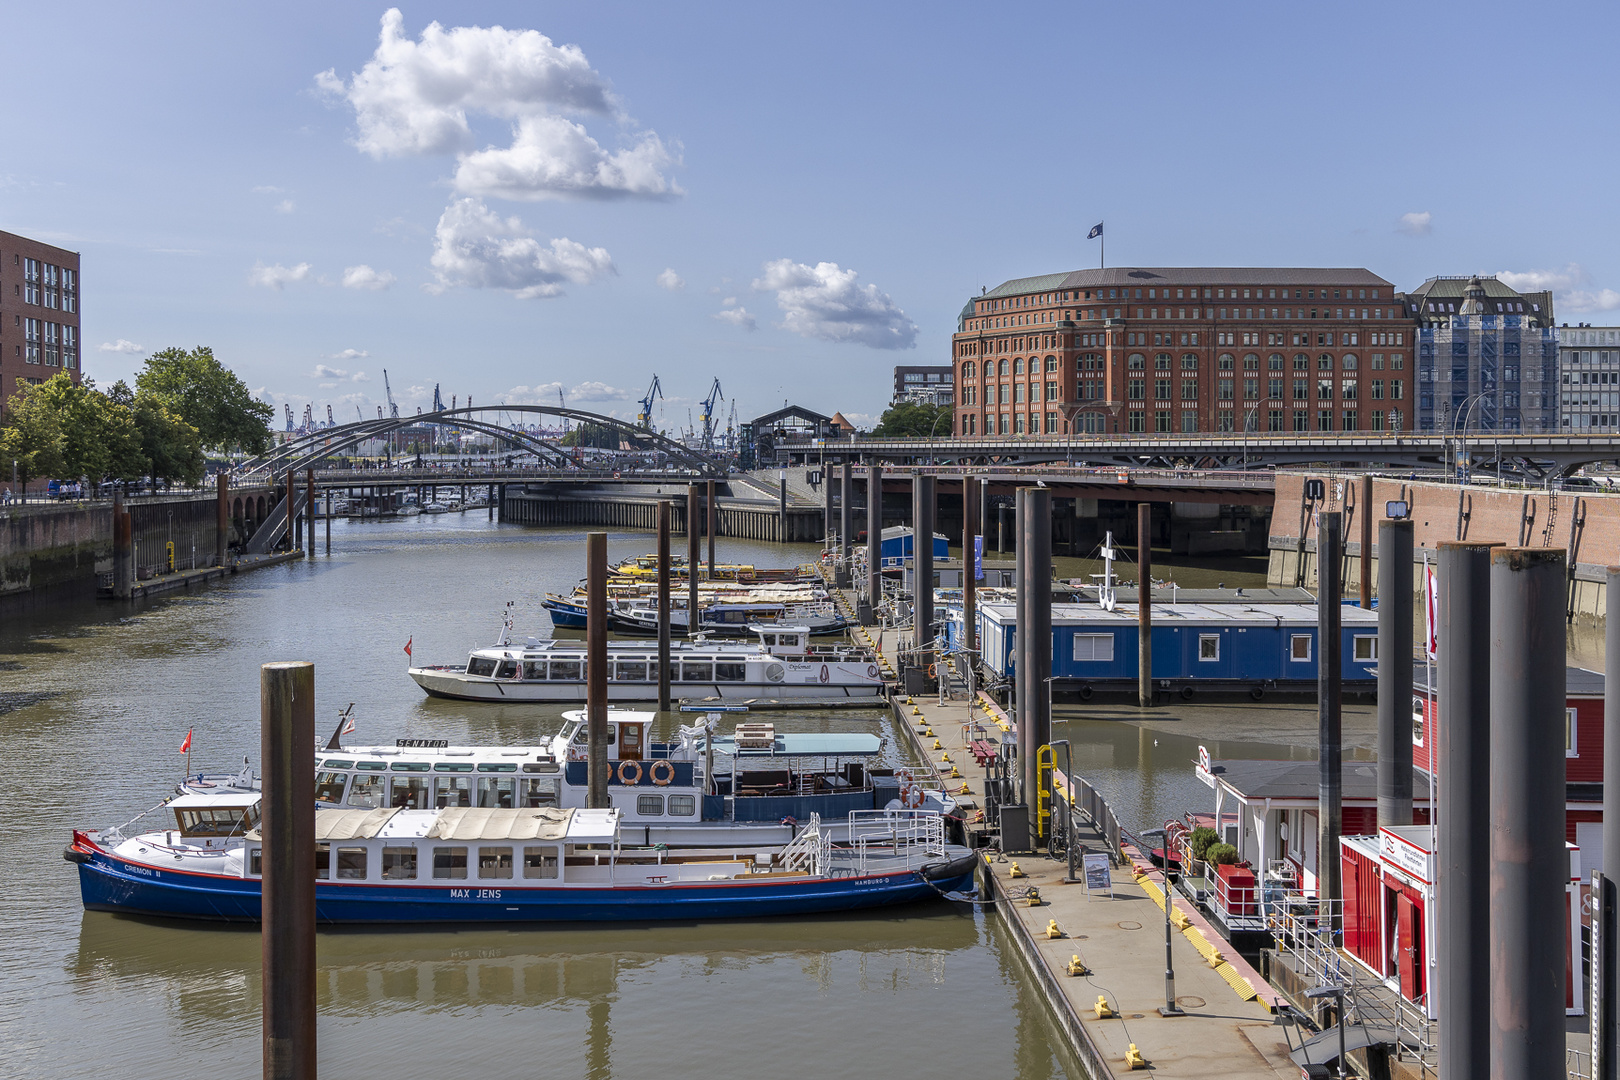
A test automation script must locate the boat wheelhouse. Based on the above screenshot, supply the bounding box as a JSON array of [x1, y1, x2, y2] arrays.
[[410, 627, 883, 703], [66, 796, 977, 925]]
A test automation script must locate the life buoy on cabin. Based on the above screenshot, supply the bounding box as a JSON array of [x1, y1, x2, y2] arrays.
[[617, 760, 644, 785], [927, 663, 937, 680], [649, 760, 675, 786], [902, 783, 925, 809]]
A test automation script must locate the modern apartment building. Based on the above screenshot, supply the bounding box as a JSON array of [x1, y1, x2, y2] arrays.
[[1558, 324, 1620, 433], [951, 268, 1413, 437], [0, 230, 82, 405], [1399, 275, 1557, 433], [892, 364, 955, 406]]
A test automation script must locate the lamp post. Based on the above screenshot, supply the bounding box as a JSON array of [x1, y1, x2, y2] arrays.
[[1305, 982, 1349, 1079], [1139, 827, 1185, 1017], [1456, 390, 1494, 484], [926, 408, 948, 467]]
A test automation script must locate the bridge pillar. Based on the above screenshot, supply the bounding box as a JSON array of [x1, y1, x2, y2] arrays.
[[216, 472, 229, 568], [1168, 502, 1221, 556], [306, 470, 315, 557], [862, 465, 882, 625]]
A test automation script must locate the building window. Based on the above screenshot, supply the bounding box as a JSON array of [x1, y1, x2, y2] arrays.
[[962, 361, 975, 379], [1217, 378, 1233, 400], [1244, 378, 1259, 400], [1045, 412, 1059, 434], [1371, 380, 1384, 400], [1128, 411, 1144, 432], [1293, 411, 1308, 432], [1342, 380, 1357, 401], [1155, 378, 1171, 400], [1353, 636, 1378, 662], [1216, 412, 1235, 432], [23, 318, 41, 364], [1073, 633, 1115, 661], [1372, 410, 1385, 431], [1128, 379, 1144, 400], [1217, 353, 1235, 370], [1317, 410, 1332, 431], [23, 258, 40, 305], [1181, 411, 1198, 433], [1268, 409, 1284, 431], [1568, 707, 1578, 757], [1181, 380, 1197, 401], [1198, 634, 1220, 661], [61, 268, 77, 313], [1045, 381, 1058, 401], [1155, 410, 1171, 432], [1290, 634, 1312, 662], [1181, 353, 1198, 371], [1342, 411, 1357, 431], [1293, 353, 1308, 371], [1014, 414, 1025, 434]]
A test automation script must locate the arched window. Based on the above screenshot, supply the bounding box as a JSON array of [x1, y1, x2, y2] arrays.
[[1268, 353, 1284, 370], [1014, 358, 1024, 375], [1127, 353, 1145, 370], [1155, 353, 1171, 370], [1181, 353, 1198, 370], [1045, 355, 1058, 372], [962, 361, 976, 379], [1342, 353, 1358, 371], [999, 359, 1009, 376], [1293, 353, 1309, 371], [1217, 353, 1235, 371], [1243, 353, 1259, 370], [1319, 353, 1334, 370]]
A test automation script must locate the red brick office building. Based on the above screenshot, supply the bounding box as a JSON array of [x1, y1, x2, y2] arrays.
[[0, 230, 82, 405], [952, 268, 1415, 437]]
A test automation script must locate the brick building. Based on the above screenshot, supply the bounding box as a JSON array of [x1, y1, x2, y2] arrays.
[[951, 267, 1413, 438], [1558, 323, 1620, 433], [0, 230, 81, 405], [1399, 275, 1557, 433]]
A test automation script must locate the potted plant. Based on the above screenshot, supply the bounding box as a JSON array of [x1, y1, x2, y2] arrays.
[[1187, 826, 1220, 878]]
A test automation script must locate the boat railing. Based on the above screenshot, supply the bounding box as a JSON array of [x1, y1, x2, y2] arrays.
[[847, 809, 946, 873], [778, 812, 828, 874]]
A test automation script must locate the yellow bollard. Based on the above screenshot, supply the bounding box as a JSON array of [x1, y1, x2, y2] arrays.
[[1045, 920, 1063, 939], [1024, 887, 1041, 906], [958, 783, 972, 795], [940, 752, 951, 763], [905, 697, 913, 705], [1094, 996, 1116, 1020], [1066, 955, 1089, 976], [931, 738, 943, 750], [949, 766, 962, 778], [1170, 907, 1192, 930], [1125, 1044, 1147, 1070]]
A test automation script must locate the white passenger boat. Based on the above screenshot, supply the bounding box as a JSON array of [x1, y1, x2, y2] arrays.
[[409, 624, 883, 702]]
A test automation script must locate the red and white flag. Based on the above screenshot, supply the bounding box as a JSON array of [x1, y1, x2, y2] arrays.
[[403, 637, 413, 659], [179, 729, 193, 754], [341, 715, 356, 736], [1423, 559, 1439, 661]]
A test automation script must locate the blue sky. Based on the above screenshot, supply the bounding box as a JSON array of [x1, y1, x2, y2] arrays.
[[3, 2, 1617, 432]]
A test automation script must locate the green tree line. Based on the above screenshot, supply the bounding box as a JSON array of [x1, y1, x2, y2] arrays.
[[0, 347, 274, 489]]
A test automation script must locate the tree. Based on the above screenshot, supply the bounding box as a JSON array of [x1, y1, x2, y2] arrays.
[[136, 346, 274, 455], [133, 394, 205, 487], [0, 383, 66, 488], [23, 373, 144, 483], [870, 401, 952, 438]]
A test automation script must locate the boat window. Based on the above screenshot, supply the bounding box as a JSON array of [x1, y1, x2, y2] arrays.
[[762, 634, 776, 646], [477, 763, 519, 772], [249, 848, 262, 876], [433, 762, 474, 772], [1072, 633, 1114, 662], [468, 657, 498, 677], [315, 771, 348, 804], [521, 761, 559, 774], [432, 846, 468, 880], [335, 847, 368, 880], [1198, 634, 1220, 661], [615, 660, 647, 682], [637, 794, 665, 816], [549, 660, 583, 681], [1290, 634, 1312, 662], [435, 776, 474, 807], [495, 661, 519, 679], [668, 795, 696, 817], [347, 774, 385, 807], [477, 777, 517, 809], [315, 843, 330, 880], [715, 662, 747, 682], [478, 846, 514, 879], [523, 846, 559, 879], [382, 847, 417, 880], [322, 759, 354, 769], [521, 778, 558, 808], [682, 661, 713, 682], [391, 762, 431, 772], [390, 776, 430, 809], [355, 761, 387, 771], [176, 806, 259, 838], [522, 661, 546, 680], [1353, 635, 1378, 662], [572, 728, 616, 745]]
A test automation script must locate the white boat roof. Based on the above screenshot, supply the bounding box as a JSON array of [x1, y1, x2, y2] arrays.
[[169, 792, 261, 810], [428, 807, 576, 841], [247, 806, 619, 843], [978, 600, 1379, 628]]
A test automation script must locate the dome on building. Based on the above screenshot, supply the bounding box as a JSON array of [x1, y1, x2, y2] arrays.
[[1458, 275, 1490, 316]]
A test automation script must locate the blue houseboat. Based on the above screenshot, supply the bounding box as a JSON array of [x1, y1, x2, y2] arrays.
[[880, 527, 949, 571], [964, 599, 1379, 699]]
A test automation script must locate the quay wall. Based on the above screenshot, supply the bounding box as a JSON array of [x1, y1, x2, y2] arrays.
[[1267, 471, 1620, 620], [0, 502, 110, 613], [503, 487, 827, 543]]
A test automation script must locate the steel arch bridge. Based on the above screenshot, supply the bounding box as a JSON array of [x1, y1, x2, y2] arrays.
[[234, 406, 720, 479]]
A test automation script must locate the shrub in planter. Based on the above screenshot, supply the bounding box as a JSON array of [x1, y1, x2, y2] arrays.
[[1206, 842, 1239, 866], [1188, 827, 1220, 861]]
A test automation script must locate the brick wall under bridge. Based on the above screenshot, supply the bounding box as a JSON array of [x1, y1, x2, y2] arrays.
[[1268, 471, 1620, 620]]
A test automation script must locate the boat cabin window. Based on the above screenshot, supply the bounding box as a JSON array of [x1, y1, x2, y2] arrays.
[[391, 762, 430, 772], [434, 762, 474, 773], [382, 847, 417, 880], [1290, 634, 1312, 662], [355, 761, 387, 771], [637, 794, 665, 816], [479, 847, 514, 879], [521, 778, 558, 807], [433, 846, 468, 880], [523, 846, 559, 879], [347, 774, 385, 808], [716, 662, 746, 682], [615, 660, 647, 682], [436, 776, 474, 807], [321, 759, 354, 769], [390, 776, 430, 809], [571, 728, 615, 746], [522, 661, 546, 680], [315, 771, 349, 804], [316, 844, 330, 880], [1353, 635, 1377, 662], [1198, 634, 1220, 661], [249, 848, 262, 876], [668, 795, 696, 817], [1073, 633, 1114, 661], [761, 634, 776, 646], [478, 777, 517, 809], [549, 660, 582, 681], [495, 661, 519, 679], [521, 761, 559, 774], [336, 847, 367, 880], [681, 661, 713, 682], [468, 657, 498, 677], [176, 804, 260, 838]]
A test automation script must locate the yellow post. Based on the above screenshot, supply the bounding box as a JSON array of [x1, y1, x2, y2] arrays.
[[1036, 744, 1055, 842], [165, 541, 175, 573]]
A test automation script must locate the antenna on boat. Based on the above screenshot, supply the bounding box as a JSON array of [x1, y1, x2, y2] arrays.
[[497, 601, 514, 647], [1095, 531, 1119, 612], [325, 703, 356, 751]]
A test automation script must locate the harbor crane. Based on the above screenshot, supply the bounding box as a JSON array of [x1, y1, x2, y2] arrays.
[[698, 378, 724, 451], [432, 384, 444, 412], [326, 405, 334, 428], [558, 386, 568, 434], [637, 374, 664, 429], [284, 404, 295, 432], [383, 370, 400, 418]]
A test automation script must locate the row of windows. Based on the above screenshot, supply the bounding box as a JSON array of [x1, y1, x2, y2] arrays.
[[19, 257, 77, 312], [978, 285, 1385, 314], [1070, 632, 1375, 664], [19, 318, 77, 369], [959, 408, 1407, 435], [962, 352, 1406, 382], [965, 305, 1402, 333]]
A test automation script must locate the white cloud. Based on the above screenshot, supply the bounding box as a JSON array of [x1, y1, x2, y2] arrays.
[[751, 259, 917, 350], [428, 197, 614, 299], [318, 9, 677, 201], [656, 268, 685, 292], [1397, 211, 1432, 237], [312, 364, 349, 379], [249, 261, 313, 290], [99, 339, 144, 355], [840, 412, 877, 431], [341, 264, 397, 290], [1498, 263, 1620, 313], [252, 185, 287, 195], [351, 371, 372, 383], [713, 301, 757, 331], [502, 381, 630, 403], [329, 348, 369, 361], [275, 199, 296, 214]]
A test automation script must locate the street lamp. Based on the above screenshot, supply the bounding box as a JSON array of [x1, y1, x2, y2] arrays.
[[1138, 827, 1186, 1017], [1305, 983, 1349, 1079], [1456, 390, 1495, 483]]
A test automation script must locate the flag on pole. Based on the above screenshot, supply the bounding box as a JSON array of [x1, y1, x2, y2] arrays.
[[341, 715, 356, 736], [1087, 223, 1103, 239], [1423, 559, 1439, 661], [179, 729, 192, 754], [403, 637, 413, 658]]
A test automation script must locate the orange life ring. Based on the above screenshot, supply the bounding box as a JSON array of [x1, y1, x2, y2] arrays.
[[927, 663, 937, 679], [617, 760, 643, 785], [649, 760, 675, 786], [902, 783, 924, 809]]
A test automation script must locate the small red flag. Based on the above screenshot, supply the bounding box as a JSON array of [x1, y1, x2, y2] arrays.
[[179, 729, 192, 754], [341, 716, 356, 736], [404, 637, 413, 658]]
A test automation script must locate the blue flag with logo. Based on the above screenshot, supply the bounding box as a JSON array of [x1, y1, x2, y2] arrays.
[[973, 535, 984, 581], [1087, 222, 1103, 239]]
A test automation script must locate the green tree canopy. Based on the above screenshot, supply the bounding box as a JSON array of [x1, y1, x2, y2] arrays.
[[869, 401, 952, 438], [136, 346, 273, 455], [23, 373, 144, 483], [0, 383, 67, 488], [133, 394, 205, 487]]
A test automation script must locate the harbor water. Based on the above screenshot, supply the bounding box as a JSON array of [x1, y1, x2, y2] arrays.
[[0, 516, 1083, 1080]]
